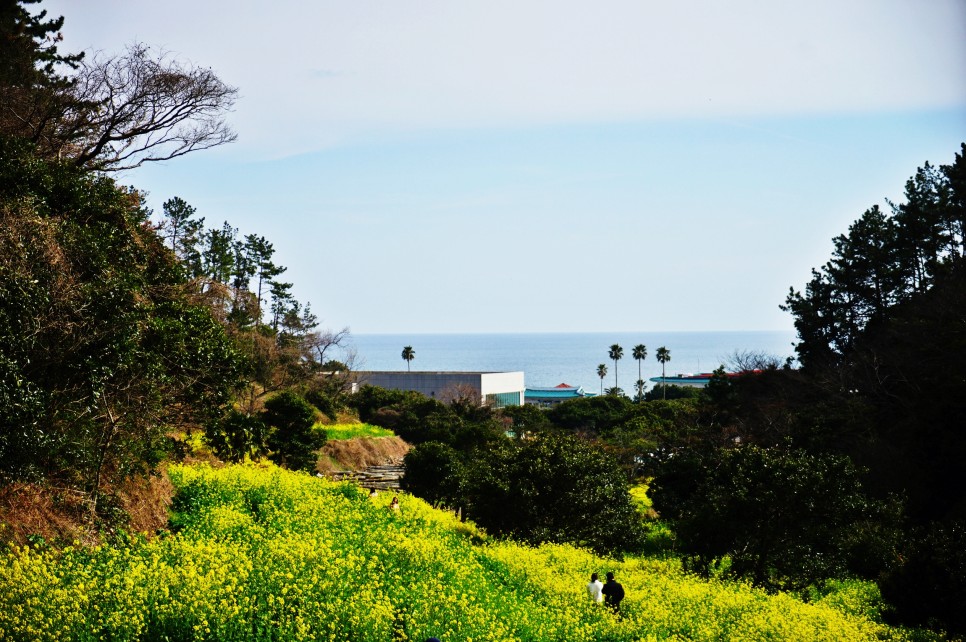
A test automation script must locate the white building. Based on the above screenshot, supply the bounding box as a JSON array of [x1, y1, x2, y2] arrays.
[[355, 371, 525, 407]]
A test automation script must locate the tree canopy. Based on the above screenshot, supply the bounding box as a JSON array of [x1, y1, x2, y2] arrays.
[[0, 1, 237, 171], [663, 143, 966, 634], [0, 135, 244, 511]]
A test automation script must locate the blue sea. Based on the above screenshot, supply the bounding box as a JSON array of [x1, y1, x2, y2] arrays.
[[349, 331, 797, 393]]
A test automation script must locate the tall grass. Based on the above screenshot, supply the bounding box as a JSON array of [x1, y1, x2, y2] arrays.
[[322, 423, 395, 440], [0, 463, 940, 641]]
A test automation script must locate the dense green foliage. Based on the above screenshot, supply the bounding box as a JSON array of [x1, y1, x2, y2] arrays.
[[547, 394, 635, 432], [0, 0, 83, 149], [349, 384, 505, 450], [0, 0, 352, 526], [359, 385, 648, 555], [499, 402, 552, 437], [204, 410, 267, 464], [0, 137, 244, 507], [649, 144, 966, 634], [460, 433, 646, 555], [879, 519, 966, 635], [644, 383, 703, 401], [262, 392, 326, 472], [401, 441, 466, 509], [652, 445, 877, 591]]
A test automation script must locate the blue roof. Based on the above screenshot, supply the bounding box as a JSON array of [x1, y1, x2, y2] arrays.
[[525, 387, 588, 399]]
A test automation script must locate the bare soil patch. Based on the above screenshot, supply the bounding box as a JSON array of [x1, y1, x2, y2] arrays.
[[316, 436, 410, 474]]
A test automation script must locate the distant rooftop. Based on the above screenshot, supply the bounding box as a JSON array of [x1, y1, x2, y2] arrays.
[[359, 370, 519, 375], [527, 383, 579, 392], [525, 385, 589, 399]]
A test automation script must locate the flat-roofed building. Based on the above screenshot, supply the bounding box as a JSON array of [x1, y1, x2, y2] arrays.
[[355, 371, 525, 408]]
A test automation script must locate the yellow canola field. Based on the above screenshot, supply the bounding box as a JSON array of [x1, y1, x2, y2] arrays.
[[0, 463, 931, 641]]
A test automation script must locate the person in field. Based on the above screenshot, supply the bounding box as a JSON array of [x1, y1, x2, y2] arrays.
[[602, 571, 625, 615], [587, 572, 604, 603]]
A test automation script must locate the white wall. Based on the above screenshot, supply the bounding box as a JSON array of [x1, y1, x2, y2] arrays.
[[359, 371, 525, 405]]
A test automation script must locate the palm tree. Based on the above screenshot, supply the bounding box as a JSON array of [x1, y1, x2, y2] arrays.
[[634, 378, 646, 402], [596, 363, 607, 395], [608, 344, 623, 392], [656, 346, 671, 399], [632, 344, 647, 396], [401, 345, 415, 372]]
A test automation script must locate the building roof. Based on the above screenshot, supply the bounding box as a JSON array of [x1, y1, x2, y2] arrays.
[[359, 370, 521, 375], [525, 386, 588, 398]]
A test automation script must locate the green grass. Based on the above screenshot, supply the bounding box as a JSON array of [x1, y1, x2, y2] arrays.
[[321, 422, 395, 440]]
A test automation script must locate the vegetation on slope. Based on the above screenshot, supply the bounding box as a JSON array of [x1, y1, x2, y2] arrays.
[[0, 464, 934, 642], [324, 423, 396, 441]]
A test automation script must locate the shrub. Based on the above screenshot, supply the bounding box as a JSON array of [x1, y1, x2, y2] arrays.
[[262, 392, 326, 472], [652, 444, 876, 591], [464, 433, 646, 556], [879, 519, 966, 636], [402, 441, 465, 509], [205, 410, 267, 463]]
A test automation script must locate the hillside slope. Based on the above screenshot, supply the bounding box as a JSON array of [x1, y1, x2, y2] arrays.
[[0, 463, 936, 641], [316, 435, 409, 473]]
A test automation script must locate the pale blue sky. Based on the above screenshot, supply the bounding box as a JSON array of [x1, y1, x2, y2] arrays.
[[46, 1, 966, 333]]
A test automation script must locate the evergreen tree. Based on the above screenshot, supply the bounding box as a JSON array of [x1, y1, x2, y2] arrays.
[[0, 136, 244, 507], [0, 0, 84, 152], [161, 196, 205, 276]]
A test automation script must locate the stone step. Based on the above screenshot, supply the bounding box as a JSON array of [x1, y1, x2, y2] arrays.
[[328, 461, 406, 490]]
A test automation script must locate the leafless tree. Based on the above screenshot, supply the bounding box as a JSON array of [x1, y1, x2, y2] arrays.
[[725, 350, 786, 372], [6, 44, 238, 171], [304, 327, 352, 366], [439, 383, 482, 407], [304, 327, 358, 397], [63, 44, 238, 171]]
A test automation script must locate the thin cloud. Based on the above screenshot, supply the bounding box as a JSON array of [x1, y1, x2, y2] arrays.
[[48, 0, 966, 161]]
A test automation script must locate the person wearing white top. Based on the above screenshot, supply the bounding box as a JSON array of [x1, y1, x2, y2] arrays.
[[586, 572, 604, 603]]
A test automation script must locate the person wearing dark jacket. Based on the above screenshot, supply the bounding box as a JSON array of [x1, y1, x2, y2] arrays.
[[601, 571, 625, 615]]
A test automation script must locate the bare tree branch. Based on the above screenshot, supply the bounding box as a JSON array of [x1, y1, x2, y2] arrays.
[[55, 44, 238, 171]]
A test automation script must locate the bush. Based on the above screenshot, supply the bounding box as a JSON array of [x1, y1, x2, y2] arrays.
[[464, 433, 646, 556], [644, 384, 702, 401], [302, 388, 339, 421], [499, 403, 551, 437], [402, 441, 465, 509], [879, 519, 966, 636], [205, 410, 267, 463], [547, 395, 634, 433], [652, 444, 876, 591], [262, 392, 326, 472], [349, 385, 424, 424]]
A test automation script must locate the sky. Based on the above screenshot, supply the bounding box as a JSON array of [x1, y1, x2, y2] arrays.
[[44, 0, 966, 334]]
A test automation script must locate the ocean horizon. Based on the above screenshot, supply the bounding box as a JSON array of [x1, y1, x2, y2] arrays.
[[349, 330, 798, 393]]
